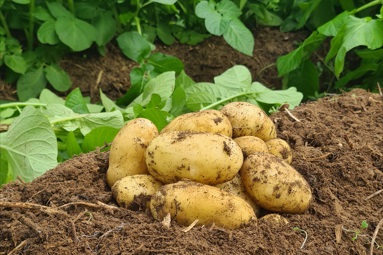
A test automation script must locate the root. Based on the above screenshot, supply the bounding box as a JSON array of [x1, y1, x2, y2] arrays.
[[0, 201, 69, 217], [370, 218, 383, 255], [7, 239, 29, 255], [365, 189, 383, 200]]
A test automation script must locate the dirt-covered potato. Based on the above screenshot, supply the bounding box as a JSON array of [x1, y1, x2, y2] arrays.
[[221, 102, 277, 141], [234, 136, 269, 158], [150, 180, 256, 229], [112, 174, 162, 210], [146, 131, 243, 185], [161, 110, 232, 137], [266, 138, 293, 164], [106, 118, 159, 187], [259, 214, 289, 225], [216, 174, 262, 217], [240, 152, 312, 214]]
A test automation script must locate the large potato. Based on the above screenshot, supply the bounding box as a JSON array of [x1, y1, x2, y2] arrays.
[[150, 180, 256, 229], [266, 138, 293, 164], [112, 174, 162, 210], [146, 131, 243, 185], [161, 110, 232, 137], [106, 118, 159, 187], [216, 174, 262, 217], [240, 152, 312, 214], [234, 136, 269, 158], [221, 102, 277, 141]]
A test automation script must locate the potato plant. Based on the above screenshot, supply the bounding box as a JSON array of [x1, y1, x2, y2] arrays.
[[108, 101, 313, 229]]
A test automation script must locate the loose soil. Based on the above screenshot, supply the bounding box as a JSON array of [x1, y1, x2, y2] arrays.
[[1, 28, 383, 255]]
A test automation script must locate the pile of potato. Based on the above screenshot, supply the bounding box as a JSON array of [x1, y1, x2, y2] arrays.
[[106, 102, 312, 229]]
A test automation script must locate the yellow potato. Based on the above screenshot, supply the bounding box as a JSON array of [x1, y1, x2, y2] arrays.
[[259, 214, 289, 225], [146, 131, 243, 185], [112, 174, 162, 210], [221, 102, 277, 141], [161, 110, 232, 137], [150, 180, 256, 229], [234, 136, 269, 158], [240, 152, 312, 214], [216, 174, 262, 217], [266, 138, 293, 164], [106, 118, 159, 187]]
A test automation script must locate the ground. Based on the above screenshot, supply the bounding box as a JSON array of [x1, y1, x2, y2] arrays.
[[0, 28, 382, 255]]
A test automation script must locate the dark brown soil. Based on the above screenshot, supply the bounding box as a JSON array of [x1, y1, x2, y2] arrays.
[[1, 89, 382, 255]]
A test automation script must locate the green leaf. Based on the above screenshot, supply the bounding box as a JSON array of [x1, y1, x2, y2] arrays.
[[195, 1, 215, 19], [217, 0, 242, 19], [156, 22, 175, 45], [37, 20, 60, 45], [55, 16, 97, 51], [4, 54, 28, 74], [247, 3, 283, 26], [82, 126, 119, 153], [39, 89, 65, 105], [45, 64, 72, 92], [138, 108, 171, 131], [17, 67, 47, 101], [151, 0, 177, 4], [0, 106, 57, 182], [12, 0, 30, 4], [117, 31, 151, 63], [196, 1, 229, 36], [100, 90, 120, 112], [147, 52, 184, 74], [317, 11, 348, 36], [33, 6, 54, 21], [214, 64, 252, 90], [223, 19, 254, 56], [94, 12, 116, 46], [65, 131, 82, 157], [65, 88, 89, 114], [46, 2, 73, 18]]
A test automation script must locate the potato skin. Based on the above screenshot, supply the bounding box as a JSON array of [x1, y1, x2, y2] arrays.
[[234, 136, 269, 158], [266, 138, 293, 164], [216, 174, 262, 217], [259, 214, 289, 225], [150, 180, 256, 229], [221, 102, 277, 141], [146, 131, 243, 185], [161, 110, 232, 137], [106, 118, 159, 187], [112, 175, 162, 210], [240, 152, 312, 214]]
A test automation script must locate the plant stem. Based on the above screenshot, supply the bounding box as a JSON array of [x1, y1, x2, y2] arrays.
[[0, 102, 47, 109], [27, 0, 36, 51], [350, 0, 382, 14], [67, 0, 75, 14], [199, 91, 257, 111], [0, 10, 12, 38]]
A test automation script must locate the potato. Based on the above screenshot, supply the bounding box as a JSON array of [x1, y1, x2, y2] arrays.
[[216, 174, 262, 217], [106, 118, 159, 187], [161, 110, 232, 137], [259, 214, 289, 225], [234, 136, 269, 158], [221, 102, 277, 141], [266, 138, 293, 164], [146, 131, 243, 185], [240, 152, 312, 214], [150, 180, 256, 229], [112, 175, 162, 210]]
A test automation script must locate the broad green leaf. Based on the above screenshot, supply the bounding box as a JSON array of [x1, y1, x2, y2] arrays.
[[46, 2, 73, 18], [117, 31, 151, 63], [317, 11, 348, 36], [82, 126, 119, 153], [217, 0, 242, 19], [65, 131, 82, 157], [186, 91, 218, 111], [223, 19, 254, 56], [205, 13, 230, 36], [251, 83, 303, 108], [12, 0, 29, 4], [116, 68, 146, 105], [186, 82, 229, 99], [55, 16, 97, 51], [4, 54, 27, 74], [0, 150, 11, 186], [65, 88, 89, 114], [39, 89, 65, 105], [0, 106, 57, 182], [0, 108, 16, 119], [195, 1, 215, 18], [156, 22, 175, 45], [94, 12, 116, 46], [79, 111, 124, 135], [151, 0, 177, 4], [37, 20, 60, 45], [138, 108, 170, 131], [45, 64, 72, 92], [100, 90, 120, 112], [17, 67, 47, 101], [247, 3, 283, 26], [147, 52, 184, 74], [33, 6, 54, 21], [214, 65, 252, 90]]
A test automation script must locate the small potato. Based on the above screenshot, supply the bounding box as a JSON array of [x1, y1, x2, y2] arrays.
[[241, 152, 312, 214], [106, 118, 158, 187], [150, 180, 256, 229], [161, 110, 232, 137], [221, 102, 277, 141], [146, 131, 243, 185], [234, 136, 269, 158], [259, 214, 289, 225], [216, 174, 262, 217], [112, 175, 162, 210], [266, 138, 293, 164]]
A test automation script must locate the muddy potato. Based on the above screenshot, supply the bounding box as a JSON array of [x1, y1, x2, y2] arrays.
[[216, 174, 262, 217], [234, 136, 269, 158], [240, 152, 312, 214], [161, 110, 232, 137], [146, 131, 243, 185], [106, 118, 159, 187], [112, 175, 162, 210], [221, 102, 277, 141], [150, 180, 256, 229], [259, 214, 289, 225], [266, 138, 293, 164]]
